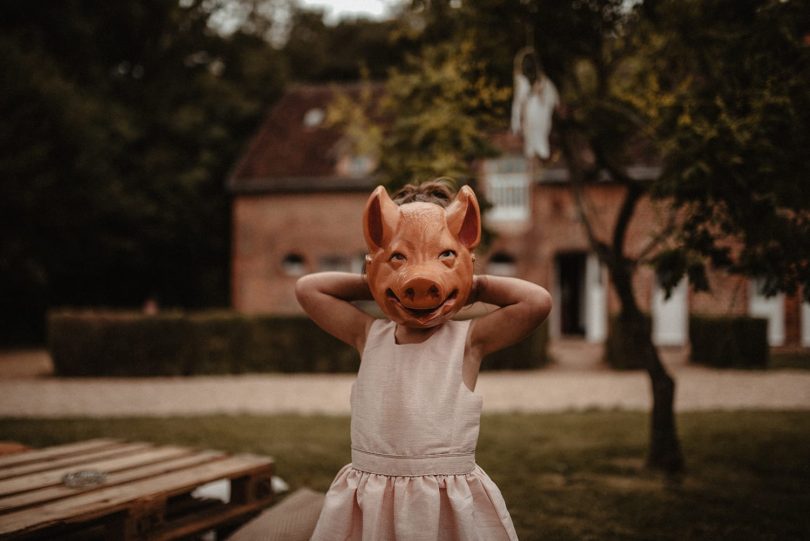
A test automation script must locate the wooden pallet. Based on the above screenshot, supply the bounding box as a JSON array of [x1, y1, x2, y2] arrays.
[[0, 439, 274, 540]]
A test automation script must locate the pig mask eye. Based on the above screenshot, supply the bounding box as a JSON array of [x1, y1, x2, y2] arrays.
[[439, 249, 457, 268], [388, 252, 406, 267]]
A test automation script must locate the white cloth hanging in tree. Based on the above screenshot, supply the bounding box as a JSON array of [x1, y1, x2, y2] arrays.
[[511, 72, 558, 160]]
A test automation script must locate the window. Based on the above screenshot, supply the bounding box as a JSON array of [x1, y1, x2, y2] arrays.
[[281, 253, 307, 276], [347, 154, 373, 177], [484, 157, 530, 222], [303, 108, 325, 128], [319, 255, 351, 272], [487, 252, 517, 276]]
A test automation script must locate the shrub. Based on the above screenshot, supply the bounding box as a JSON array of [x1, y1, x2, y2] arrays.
[[689, 315, 768, 368], [48, 310, 549, 376], [48, 311, 359, 377], [484, 321, 549, 369], [604, 314, 651, 370], [48, 311, 192, 376]]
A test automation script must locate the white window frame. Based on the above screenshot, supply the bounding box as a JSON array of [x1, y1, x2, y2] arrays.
[[484, 157, 531, 223]]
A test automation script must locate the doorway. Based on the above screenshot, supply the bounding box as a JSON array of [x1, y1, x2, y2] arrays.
[[556, 253, 587, 336]]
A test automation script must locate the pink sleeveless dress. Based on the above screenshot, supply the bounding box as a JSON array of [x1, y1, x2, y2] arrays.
[[310, 319, 519, 540]]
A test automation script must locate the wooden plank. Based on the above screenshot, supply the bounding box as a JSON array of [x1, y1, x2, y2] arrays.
[[229, 488, 324, 541], [0, 443, 153, 480], [0, 446, 194, 497], [0, 454, 274, 536], [155, 500, 275, 541], [0, 451, 225, 513], [0, 439, 120, 469]]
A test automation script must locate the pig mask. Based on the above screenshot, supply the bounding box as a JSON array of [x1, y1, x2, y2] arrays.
[[363, 185, 481, 328]]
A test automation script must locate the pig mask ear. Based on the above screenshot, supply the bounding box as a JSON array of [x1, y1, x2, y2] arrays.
[[363, 185, 400, 251], [446, 185, 481, 249]]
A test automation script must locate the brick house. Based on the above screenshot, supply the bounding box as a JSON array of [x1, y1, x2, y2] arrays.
[[227, 84, 810, 348]]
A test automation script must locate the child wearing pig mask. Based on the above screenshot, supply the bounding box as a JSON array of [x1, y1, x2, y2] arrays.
[[297, 180, 551, 540]]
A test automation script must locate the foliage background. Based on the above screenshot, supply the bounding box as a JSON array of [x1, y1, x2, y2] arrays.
[[0, 0, 411, 344], [2, 0, 807, 346]]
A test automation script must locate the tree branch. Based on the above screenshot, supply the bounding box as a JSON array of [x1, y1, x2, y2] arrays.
[[636, 205, 678, 264], [558, 122, 612, 263]]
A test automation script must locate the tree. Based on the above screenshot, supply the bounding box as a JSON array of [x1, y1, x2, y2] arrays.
[[0, 0, 286, 343], [324, 37, 508, 192], [378, 41, 509, 188], [398, 0, 809, 474], [281, 7, 421, 82], [637, 0, 810, 301], [398, 0, 686, 473]]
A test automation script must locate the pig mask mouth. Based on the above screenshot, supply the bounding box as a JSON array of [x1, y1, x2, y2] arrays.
[[385, 288, 460, 323]]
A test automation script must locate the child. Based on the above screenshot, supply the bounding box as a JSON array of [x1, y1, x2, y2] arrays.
[[296, 180, 551, 540]]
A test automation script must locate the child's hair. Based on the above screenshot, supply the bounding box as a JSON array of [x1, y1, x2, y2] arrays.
[[392, 178, 457, 208]]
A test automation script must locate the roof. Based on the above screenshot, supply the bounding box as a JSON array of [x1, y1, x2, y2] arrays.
[[227, 83, 382, 194], [227, 83, 661, 194]]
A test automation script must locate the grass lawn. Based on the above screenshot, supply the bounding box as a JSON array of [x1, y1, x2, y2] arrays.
[[2, 411, 809, 540]]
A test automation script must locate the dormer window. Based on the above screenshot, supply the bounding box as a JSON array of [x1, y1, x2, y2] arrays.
[[303, 108, 325, 128]]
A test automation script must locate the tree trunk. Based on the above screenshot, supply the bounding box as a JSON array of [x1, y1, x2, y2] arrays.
[[558, 126, 684, 474], [610, 265, 684, 474]]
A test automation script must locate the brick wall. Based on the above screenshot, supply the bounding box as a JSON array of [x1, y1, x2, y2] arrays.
[[232, 192, 369, 314], [232, 184, 802, 344]]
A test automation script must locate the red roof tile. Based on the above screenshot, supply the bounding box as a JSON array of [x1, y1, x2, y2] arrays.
[[228, 83, 382, 193], [228, 83, 660, 193]]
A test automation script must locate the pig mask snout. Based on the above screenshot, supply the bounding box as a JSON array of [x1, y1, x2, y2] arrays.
[[400, 276, 446, 305], [363, 184, 481, 328], [387, 275, 457, 310]]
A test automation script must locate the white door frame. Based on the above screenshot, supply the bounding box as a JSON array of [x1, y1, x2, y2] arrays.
[[652, 277, 689, 346], [584, 253, 607, 343], [748, 279, 785, 346]]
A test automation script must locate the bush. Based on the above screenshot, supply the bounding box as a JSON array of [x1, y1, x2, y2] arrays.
[[604, 314, 651, 370], [48, 311, 549, 376], [483, 321, 549, 369], [689, 315, 769, 368], [48, 311, 359, 377], [48, 311, 192, 376]]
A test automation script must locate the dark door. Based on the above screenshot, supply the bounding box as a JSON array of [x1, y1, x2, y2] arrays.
[[557, 253, 586, 336]]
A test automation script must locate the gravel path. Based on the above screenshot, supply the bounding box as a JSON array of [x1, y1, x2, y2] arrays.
[[1, 346, 808, 417]]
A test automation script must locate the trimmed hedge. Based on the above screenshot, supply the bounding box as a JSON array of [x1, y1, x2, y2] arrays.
[[690, 315, 769, 368], [604, 314, 652, 370], [48, 311, 548, 377], [483, 321, 549, 370]]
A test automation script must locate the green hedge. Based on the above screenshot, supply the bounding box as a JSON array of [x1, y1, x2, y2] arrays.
[[48, 311, 548, 377], [604, 314, 651, 370], [483, 321, 549, 369], [689, 315, 769, 368]]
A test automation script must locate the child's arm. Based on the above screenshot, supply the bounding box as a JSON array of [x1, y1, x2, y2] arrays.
[[295, 272, 375, 352], [468, 275, 552, 357]]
